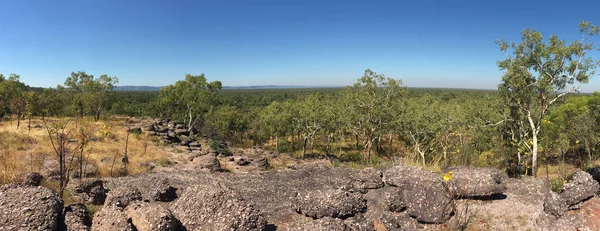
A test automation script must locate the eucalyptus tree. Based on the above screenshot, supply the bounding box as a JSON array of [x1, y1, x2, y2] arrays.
[[158, 74, 222, 130], [297, 93, 327, 157], [63, 72, 119, 120], [398, 94, 444, 166], [345, 69, 407, 164], [0, 74, 27, 126], [496, 21, 600, 176], [205, 105, 248, 143], [258, 101, 293, 152]]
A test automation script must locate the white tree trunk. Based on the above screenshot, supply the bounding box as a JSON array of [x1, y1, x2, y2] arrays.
[[526, 112, 539, 176]]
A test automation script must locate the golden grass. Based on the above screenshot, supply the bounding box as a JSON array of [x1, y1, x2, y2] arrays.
[[0, 116, 170, 185]]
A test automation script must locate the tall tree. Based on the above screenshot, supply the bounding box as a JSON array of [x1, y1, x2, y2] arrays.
[[496, 21, 600, 176], [63, 72, 119, 121], [158, 74, 222, 130]]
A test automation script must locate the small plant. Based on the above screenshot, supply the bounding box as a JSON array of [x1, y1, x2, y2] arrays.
[[550, 178, 565, 192]]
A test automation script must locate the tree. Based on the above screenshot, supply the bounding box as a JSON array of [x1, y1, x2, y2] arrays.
[[63, 72, 119, 121], [344, 69, 407, 164], [0, 74, 27, 127], [258, 101, 293, 152], [496, 21, 600, 176], [398, 94, 444, 166], [158, 74, 222, 130]]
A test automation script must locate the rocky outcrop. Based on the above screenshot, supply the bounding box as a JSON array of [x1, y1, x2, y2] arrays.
[[295, 189, 367, 219], [69, 179, 107, 205], [92, 205, 135, 230], [0, 184, 63, 230], [125, 201, 183, 231], [170, 184, 267, 231], [22, 172, 43, 186], [104, 187, 143, 208], [63, 203, 91, 231], [444, 167, 508, 197], [544, 171, 600, 217], [383, 166, 454, 223]]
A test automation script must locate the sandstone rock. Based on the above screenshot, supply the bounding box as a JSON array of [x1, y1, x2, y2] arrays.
[[561, 171, 600, 206], [64, 203, 91, 231], [126, 201, 183, 231], [444, 167, 507, 197], [383, 166, 453, 223], [192, 154, 222, 172], [290, 217, 350, 231], [174, 129, 189, 136], [144, 124, 156, 132], [0, 184, 63, 230], [22, 172, 43, 186], [237, 157, 251, 166], [92, 205, 135, 230], [153, 179, 178, 202], [257, 157, 270, 170], [295, 189, 367, 219], [104, 187, 143, 208], [342, 168, 384, 194], [170, 184, 267, 231], [189, 141, 201, 148], [544, 191, 567, 217], [70, 179, 107, 205]]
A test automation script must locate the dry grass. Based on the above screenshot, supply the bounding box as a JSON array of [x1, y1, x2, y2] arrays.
[[0, 116, 169, 185]]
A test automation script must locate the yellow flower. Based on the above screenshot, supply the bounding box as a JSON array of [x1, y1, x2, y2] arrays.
[[576, 140, 580, 144], [443, 171, 453, 182], [456, 149, 460, 153]]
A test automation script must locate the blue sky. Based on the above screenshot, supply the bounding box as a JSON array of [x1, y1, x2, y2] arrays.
[[0, 0, 599, 92]]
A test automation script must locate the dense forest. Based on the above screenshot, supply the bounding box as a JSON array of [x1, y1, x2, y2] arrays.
[[0, 22, 599, 179]]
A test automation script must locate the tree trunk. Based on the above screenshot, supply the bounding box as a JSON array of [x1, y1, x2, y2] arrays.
[[302, 137, 308, 159], [355, 134, 360, 150], [275, 135, 279, 152], [16, 112, 21, 129], [417, 144, 425, 166], [526, 113, 539, 177], [28, 116, 31, 133]]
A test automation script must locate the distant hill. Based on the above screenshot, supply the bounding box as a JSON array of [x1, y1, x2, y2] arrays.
[[114, 86, 164, 91]]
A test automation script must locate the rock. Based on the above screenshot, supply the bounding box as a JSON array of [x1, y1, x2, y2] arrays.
[[344, 214, 376, 231], [189, 141, 201, 148], [257, 157, 270, 170], [175, 124, 185, 129], [295, 189, 367, 219], [71, 164, 99, 179], [237, 157, 250, 166], [70, 179, 107, 205], [128, 127, 142, 134], [23, 172, 43, 186], [156, 127, 169, 133], [444, 167, 507, 197], [291, 217, 350, 231], [561, 171, 599, 206], [383, 166, 453, 223], [171, 184, 267, 231], [153, 179, 178, 202], [104, 187, 143, 208], [144, 124, 156, 132], [174, 128, 189, 136], [342, 168, 384, 194], [192, 154, 222, 172], [0, 184, 63, 230], [384, 187, 406, 212], [544, 191, 567, 217], [125, 201, 183, 231], [92, 205, 135, 230], [64, 203, 91, 231]]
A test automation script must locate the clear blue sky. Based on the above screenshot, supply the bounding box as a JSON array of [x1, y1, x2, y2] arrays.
[[0, 0, 599, 92]]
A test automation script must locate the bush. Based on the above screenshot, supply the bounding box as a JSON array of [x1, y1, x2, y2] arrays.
[[550, 178, 565, 192]]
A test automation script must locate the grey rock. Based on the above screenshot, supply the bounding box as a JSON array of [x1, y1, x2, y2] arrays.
[[192, 154, 222, 172], [174, 129, 189, 136], [69, 179, 107, 205], [257, 157, 270, 170], [544, 191, 567, 217], [144, 124, 156, 132], [126, 201, 183, 231], [189, 141, 201, 148], [444, 167, 507, 197], [92, 205, 135, 230], [0, 184, 63, 230], [104, 187, 143, 208], [561, 171, 599, 206], [23, 172, 43, 186], [170, 184, 267, 231], [295, 189, 367, 219], [290, 217, 350, 231], [64, 203, 91, 231], [237, 157, 250, 166], [153, 179, 178, 202]]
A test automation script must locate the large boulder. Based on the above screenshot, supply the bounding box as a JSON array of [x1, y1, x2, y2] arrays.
[[561, 171, 600, 206], [104, 187, 143, 208], [290, 217, 350, 231], [170, 184, 267, 231], [64, 203, 91, 231], [295, 189, 367, 219], [383, 166, 454, 223], [125, 201, 183, 231], [0, 184, 63, 230], [544, 191, 567, 217], [69, 179, 107, 205], [192, 154, 222, 172], [444, 167, 507, 197], [92, 205, 135, 230], [152, 179, 178, 202], [341, 168, 384, 194]]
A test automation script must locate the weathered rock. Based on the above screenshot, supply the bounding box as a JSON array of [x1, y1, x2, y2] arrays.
[[295, 189, 367, 219], [174, 129, 189, 136], [189, 141, 201, 148], [444, 167, 507, 197], [170, 184, 267, 231], [144, 124, 156, 132], [175, 124, 185, 130], [384, 187, 406, 212], [0, 184, 63, 230], [291, 217, 350, 231], [237, 157, 251, 166], [126, 201, 183, 231], [64, 203, 91, 231], [23, 172, 43, 186], [192, 154, 222, 172], [383, 166, 453, 223], [561, 171, 599, 206], [153, 179, 178, 202], [104, 187, 143, 208], [156, 127, 169, 133], [544, 191, 567, 217], [92, 205, 135, 230], [257, 157, 270, 170], [342, 168, 384, 194], [70, 179, 107, 205]]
